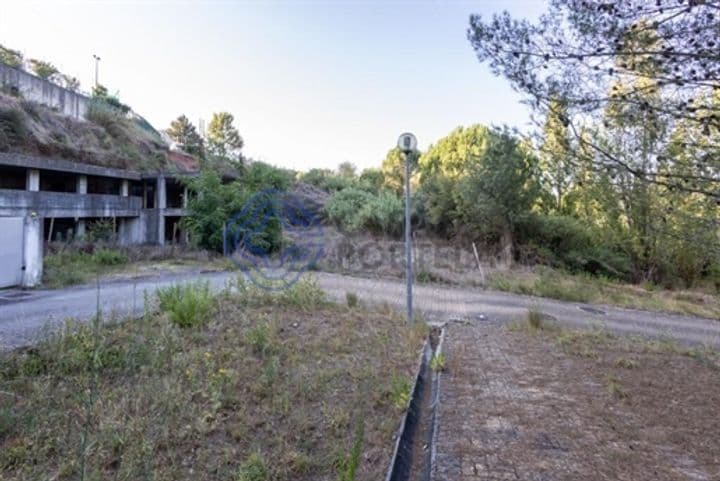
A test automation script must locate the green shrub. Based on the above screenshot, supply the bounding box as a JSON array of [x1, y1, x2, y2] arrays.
[[352, 191, 403, 237], [93, 248, 128, 266], [237, 453, 269, 481], [429, 353, 446, 371], [390, 376, 411, 410], [245, 323, 273, 356], [0, 108, 27, 151], [86, 219, 116, 242], [514, 213, 631, 279], [156, 282, 215, 328], [278, 277, 327, 307], [345, 292, 359, 308], [324, 188, 372, 231], [86, 100, 131, 139]]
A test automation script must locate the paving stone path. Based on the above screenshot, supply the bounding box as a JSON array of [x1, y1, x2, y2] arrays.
[[431, 322, 718, 481]]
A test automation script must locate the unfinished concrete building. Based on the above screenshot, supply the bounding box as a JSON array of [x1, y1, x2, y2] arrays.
[[0, 152, 198, 288], [0, 62, 202, 288]]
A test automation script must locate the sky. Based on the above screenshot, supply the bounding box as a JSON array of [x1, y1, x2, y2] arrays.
[[0, 0, 546, 171]]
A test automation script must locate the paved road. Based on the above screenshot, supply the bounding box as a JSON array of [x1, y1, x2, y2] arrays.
[[1, 270, 719, 350]]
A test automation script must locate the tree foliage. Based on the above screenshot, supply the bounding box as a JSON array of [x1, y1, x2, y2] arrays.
[[468, 0, 720, 199], [337, 161, 357, 178], [182, 164, 291, 253], [167, 115, 204, 158], [0, 44, 23, 68], [28, 59, 58, 80], [207, 112, 244, 165]]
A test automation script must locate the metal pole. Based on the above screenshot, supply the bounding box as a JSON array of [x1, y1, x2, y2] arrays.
[[404, 151, 413, 324], [93, 55, 100, 87]]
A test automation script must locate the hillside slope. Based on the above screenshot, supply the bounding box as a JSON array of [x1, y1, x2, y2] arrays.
[[0, 91, 171, 171]]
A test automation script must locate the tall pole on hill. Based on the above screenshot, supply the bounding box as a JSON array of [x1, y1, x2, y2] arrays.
[[398, 132, 417, 324], [93, 54, 101, 88]]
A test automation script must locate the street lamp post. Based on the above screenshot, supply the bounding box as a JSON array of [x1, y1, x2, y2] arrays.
[[92, 54, 101, 88], [397, 132, 417, 324]]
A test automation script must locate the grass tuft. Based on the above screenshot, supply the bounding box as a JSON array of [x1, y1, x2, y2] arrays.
[[237, 453, 269, 481], [606, 374, 628, 399], [156, 281, 215, 328], [430, 352, 446, 372], [345, 291, 359, 308]]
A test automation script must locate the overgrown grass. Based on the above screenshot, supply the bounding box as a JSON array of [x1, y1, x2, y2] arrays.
[[156, 281, 215, 328], [489, 266, 720, 319], [0, 276, 426, 480], [43, 248, 129, 287]]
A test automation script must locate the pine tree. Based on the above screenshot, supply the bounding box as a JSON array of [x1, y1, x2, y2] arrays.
[[539, 99, 574, 213], [167, 115, 204, 158], [207, 112, 243, 165]]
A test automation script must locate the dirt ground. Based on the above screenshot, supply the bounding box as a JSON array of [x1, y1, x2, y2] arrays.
[[432, 320, 720, 481]]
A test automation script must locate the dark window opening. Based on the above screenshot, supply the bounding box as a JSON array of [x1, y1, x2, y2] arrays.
[[166, 178, 185, 208], [164, 216, 185, 244], [87, 175, 121, 195], [0, 165, 26, 190], [130, 180, 143, 198], [39, 170, 77, 193], [43, 217, 78, 242], [143, 179, 156, 208]]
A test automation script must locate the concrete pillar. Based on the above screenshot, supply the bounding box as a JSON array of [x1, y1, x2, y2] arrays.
[[26, 169, 40, 191], [121, 179, 129, 197], [77, 175, 87, 194], [76, 219, 86, 238], [22, 214, 43, 287], [156, 176, 167, 209], [156, 176, 166, 245], [183, 186, 189, 208]]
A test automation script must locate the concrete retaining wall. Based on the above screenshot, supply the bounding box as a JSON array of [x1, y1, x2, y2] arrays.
[[0, 63, 89, 120]]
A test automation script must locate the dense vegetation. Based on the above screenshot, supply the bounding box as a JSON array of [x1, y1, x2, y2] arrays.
[[179, 1, 720, 290]]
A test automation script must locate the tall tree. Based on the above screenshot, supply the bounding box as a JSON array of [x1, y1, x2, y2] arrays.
[[467, 0, 720, 200], [167, 115, 204, 158], [539, 99, 574, 212], [337, 161, 357, 178], [381, 147, 406, 194], [207, 112, 244, 165], [456, 127, 541, 261]]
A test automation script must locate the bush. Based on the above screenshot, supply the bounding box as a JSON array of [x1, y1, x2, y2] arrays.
[[352, 191, 403, 237], [514, 213, 632, 280], [86, 100, 131, 140], [156, 282, 215, 328], [0, 108, 27, 151], [324, 188, 372, 231], [300, 168, 356, 193], [93, 248, 128, 266], [237, 453, 269, 481], [325, 188, 403, 237]]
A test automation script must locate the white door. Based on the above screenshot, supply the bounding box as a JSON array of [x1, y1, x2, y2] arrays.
[[0, 217, 24, 288]]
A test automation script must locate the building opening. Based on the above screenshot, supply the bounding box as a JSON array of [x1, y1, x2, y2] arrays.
[[166, 178, 185, 208], [164, 216, 185, 244], [87, 175, 121, 195], [0, 165, 26, 190], [40, 170, 77, 193]]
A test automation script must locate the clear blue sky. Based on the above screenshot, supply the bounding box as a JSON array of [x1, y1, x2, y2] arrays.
[[0, 1, 545, 171]]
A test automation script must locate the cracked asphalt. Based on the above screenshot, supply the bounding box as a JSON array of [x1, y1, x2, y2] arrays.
[[0, 269, 718, 350]]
